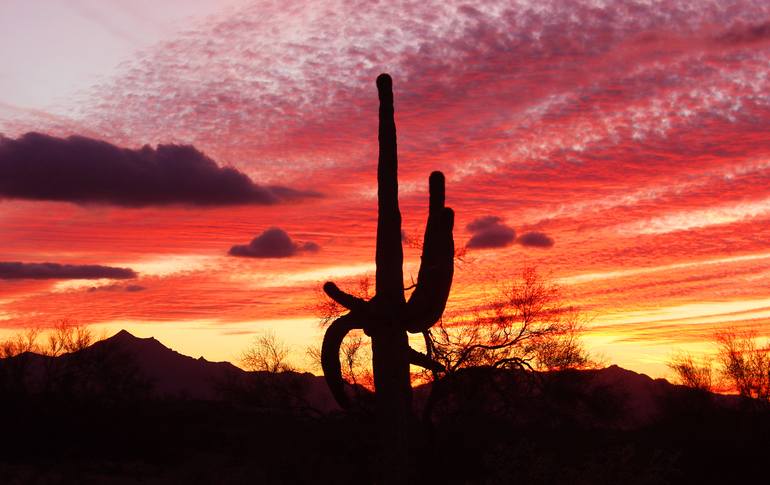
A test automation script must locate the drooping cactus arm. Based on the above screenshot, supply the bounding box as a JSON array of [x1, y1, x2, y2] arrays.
[[375, 73, 405, 307], [323, 281, 369, 313], [404, 171, 455, 333], [321, 313, 363, 409]]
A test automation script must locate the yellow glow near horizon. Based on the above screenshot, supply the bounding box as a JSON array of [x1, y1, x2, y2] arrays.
[[93, 318, 324, 369], [591, 298, 770, 327]]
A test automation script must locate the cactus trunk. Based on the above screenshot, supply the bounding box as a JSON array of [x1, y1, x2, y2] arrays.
[[373, 73, 411, 482], [371, 325, 411, 482]]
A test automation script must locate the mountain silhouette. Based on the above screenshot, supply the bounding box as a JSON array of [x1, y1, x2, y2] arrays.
[[1, 330, 343, 411], [2, 330, 746, 425], [91, 329, 242, 400]]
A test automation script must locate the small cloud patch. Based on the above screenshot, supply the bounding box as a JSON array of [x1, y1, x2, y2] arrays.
[[466, 216, 516, 249], [465, 216, 555, 250], [87, 284, 147, 293], [0, 262, 137, 280], [229, 228, 320, 258], [517, 231, 555, 248]]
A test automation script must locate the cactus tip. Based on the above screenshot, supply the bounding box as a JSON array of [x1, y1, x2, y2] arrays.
[[376, 73, 392, 93], [429, 171, 445, 185]]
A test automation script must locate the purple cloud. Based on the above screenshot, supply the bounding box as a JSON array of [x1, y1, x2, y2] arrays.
[[0, 132, 317, 207], [229, 228, 320, 258], [466, 216, 516, 249], [0, 262, 136, 280], [517, 231, 555, 248]]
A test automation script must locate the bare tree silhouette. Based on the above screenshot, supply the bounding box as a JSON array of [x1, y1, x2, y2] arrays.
[[716, 330, 770, 402], [420, 268, 592, 424], [671, 329, 770, 403], [428, 268, 590, 375], [668, 352, 713, 392], [320, 74, 454, 481], [240, 332, 294, 373]]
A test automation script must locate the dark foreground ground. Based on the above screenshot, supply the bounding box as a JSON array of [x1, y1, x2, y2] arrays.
[[1, 332, 768, 484], [1, 393, 768, 484]]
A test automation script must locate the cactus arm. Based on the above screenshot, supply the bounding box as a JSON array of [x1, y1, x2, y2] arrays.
[[404, 171, 455, 333], [321, 313, 362, 409], [323, 281, 369, 313], [375, 73, 405, 308]]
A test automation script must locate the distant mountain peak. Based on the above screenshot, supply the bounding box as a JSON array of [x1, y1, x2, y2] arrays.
[[106, 329, 160, 345], [98, 330, 169, 355], [112, 329, 135, 339]]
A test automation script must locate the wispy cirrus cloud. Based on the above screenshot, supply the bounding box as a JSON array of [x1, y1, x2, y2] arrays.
[[616, 197, 770, 235]]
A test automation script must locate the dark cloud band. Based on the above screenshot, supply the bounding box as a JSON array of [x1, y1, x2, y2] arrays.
[[0, 262, 137, 280], [0, 132, 317, 206]]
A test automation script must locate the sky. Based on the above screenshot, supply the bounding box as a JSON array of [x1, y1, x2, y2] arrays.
[[1, 0, 770, 378]]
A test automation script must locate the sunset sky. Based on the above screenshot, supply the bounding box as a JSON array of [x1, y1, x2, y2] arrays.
[[2, 0, 770, 378]]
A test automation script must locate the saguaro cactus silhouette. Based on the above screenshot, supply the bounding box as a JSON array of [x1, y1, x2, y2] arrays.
[[321, 73, 454, 478]]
